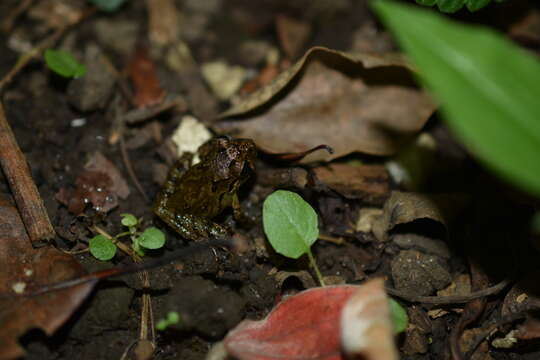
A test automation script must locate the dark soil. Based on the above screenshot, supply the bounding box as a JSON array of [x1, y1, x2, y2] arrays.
[[1, 0, 540, 359]]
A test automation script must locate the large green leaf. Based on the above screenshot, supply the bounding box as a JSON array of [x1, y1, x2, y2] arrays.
[[373, 0, 540, 196]]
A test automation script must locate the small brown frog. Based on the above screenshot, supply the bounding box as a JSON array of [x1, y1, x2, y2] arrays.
[[153, 137, 256, 241]]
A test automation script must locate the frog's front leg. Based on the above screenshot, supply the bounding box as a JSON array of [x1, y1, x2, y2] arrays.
[[154, 157, 190, 211], [231, 194, 254, 227]]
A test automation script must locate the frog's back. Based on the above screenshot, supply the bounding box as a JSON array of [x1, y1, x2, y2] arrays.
[[167, 166, 231, 217]]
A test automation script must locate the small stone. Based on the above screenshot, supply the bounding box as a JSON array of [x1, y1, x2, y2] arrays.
[[355, 207, 383, 233], [201, 60, 246, 101], [171, 115, 212, 162], [67, 45, 115, 112], [392, 233, 451, 259], [402, 327, 428, 355], [238, 41, 274, 67], [94, 19, 138, 55], [391, 250, 451, 296], [491, 330, 518, 349]]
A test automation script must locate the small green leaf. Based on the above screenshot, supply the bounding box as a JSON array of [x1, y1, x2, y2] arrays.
[[89, 0, 128, 12], [466, 0, 491, 11], [437, 0, 465, 13], [120, 213, 138, 227], [389, 298, 408, 334], [156, 311, 180, 331], [373, 0, 540, 196], [156, 319, 168, 331], [415, 0, 501, 12], [44, 49, 86, 78], [138, 227, 166, 250], [263, 190, 319, 259], [89, 235, 116, 261], [132, 238, 145, 256]]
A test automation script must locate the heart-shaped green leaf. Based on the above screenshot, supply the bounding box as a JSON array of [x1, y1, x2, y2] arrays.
[[263, 190, 319, 259]]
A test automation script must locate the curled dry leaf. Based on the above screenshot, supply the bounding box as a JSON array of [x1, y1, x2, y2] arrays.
[[224, 280, 397, 360], [0, 199, 93, 359], [55, 152, 130, 215], [217, 47, 436, 163], [372, 191, 464, 242]]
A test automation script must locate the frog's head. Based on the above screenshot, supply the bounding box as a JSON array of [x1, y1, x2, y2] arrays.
[[200, 137, 256, 181]]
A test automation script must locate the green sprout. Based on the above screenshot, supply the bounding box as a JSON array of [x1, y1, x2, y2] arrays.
[[44, 49, 86, 78], [156, 311, 180, 331], [89, 213, 166, 261], [262, 190, 325, 286], [389, 298, 408, 334]]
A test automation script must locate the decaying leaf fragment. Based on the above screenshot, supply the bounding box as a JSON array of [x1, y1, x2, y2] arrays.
[[0, 199, 93, 359], [224, 279, 398, 360], [55, 152, 130, 215], [217, 46, 436, 163]]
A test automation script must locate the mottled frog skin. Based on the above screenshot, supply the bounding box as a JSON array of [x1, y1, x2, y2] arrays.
[[153, 137, 256, 241]]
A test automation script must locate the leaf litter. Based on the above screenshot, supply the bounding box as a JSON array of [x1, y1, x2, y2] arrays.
[[217, 46, 436, 162], [3, 1, 539, 359], [0, 199, 93, 359]]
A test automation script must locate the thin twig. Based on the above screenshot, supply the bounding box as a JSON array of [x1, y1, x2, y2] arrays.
[[0, 8, 94, 92], [0, 102, 55, 243], [464, 312, 526, 359], [385, 277, 513, 304], [120, 134, 150, 203], [92, 225, 141, 261], [92, 225, 155, 346], [1, 0, 34, 32], [318, 233, 344, 245]]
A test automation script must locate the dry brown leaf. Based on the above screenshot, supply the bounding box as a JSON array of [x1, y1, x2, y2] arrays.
[[516, 317, 540, 341], [146, 0, 180, 46], [217, 47, 436, 163], [313, 163, 390, 204], [275, 15, 311, 59], [510, 10, 540, 44], [127, 47, 166, 108], [0, 199, 93, 359]]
